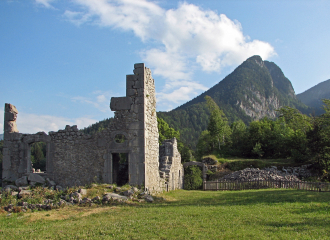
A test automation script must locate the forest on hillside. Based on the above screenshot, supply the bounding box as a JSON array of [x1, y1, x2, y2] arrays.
[[158, 56, 311, 148], [193, 96, 330, 182]]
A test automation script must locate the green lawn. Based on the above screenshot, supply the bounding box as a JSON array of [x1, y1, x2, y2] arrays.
[[1, 189, 329, 239]]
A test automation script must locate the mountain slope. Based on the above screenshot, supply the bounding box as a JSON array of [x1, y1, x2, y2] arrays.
[[158, 55, 310, 148], [297, 79, 330, 115]]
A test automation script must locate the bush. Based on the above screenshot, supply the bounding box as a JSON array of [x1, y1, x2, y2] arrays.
[[184, 166, 203, 190]]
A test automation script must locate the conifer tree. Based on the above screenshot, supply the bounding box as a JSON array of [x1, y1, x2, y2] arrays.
[[205, 96, 231, 150]]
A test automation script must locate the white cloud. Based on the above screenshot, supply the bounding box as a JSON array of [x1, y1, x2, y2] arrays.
[[62, 0, 276, 106], [141, 48, 190, 81], [16, 112, 97, 134], [63, 10, 92, 26], [157, 82, 208, 104], [71, 90, 114, 113], [70, 0, 164, 40], [35, 0, 56, 9]]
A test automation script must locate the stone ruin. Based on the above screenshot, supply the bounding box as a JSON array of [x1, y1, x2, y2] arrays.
[[2, 63, 184, 193]]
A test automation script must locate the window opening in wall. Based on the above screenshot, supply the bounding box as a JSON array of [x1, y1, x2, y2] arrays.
[[114, 134, 127, 143], [112, 153, 128, 186], [30, 142, 47, 172]]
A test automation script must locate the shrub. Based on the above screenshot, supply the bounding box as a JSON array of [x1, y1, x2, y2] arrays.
[[184, 166, 203, 190]]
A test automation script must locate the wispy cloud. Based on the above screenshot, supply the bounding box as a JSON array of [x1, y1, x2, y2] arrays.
[[35, 0, 56, 9], [63, 10, 92, 26], [59, 1, 276, 107], [71, 90, 115, 113], [16, 112, 97, 134]]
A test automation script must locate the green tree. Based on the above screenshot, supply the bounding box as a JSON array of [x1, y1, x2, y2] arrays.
[[307, 99, 330, 180], [158, 117, 193, 163], [205, 96, 231, 151], [230, 120, 247, 156], [277, 106, 311, 133], [31, 142, 46, 171], [277, 106, 311, 162], [196, 130, 213, 159], [180, 145, 194, 163], [157, 117, 180, 144], [184, 165, 203, 190], [245, 118, 289, 158]]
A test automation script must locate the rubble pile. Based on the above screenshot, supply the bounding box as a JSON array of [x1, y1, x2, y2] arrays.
[[219, 165, 313, 182], [1, 184, 154, 214]]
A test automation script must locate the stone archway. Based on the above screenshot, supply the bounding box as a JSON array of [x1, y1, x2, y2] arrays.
[[22, 132, 51, 174]]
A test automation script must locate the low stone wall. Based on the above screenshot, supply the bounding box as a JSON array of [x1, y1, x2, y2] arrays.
[[48, 125, 107, 187]]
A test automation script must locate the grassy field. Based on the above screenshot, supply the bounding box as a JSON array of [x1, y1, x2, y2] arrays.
[[1, 189, 329, 239]]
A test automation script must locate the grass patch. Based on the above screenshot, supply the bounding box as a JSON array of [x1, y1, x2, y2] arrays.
[[1, 189, 329, 239], [212, 156, 298, 171]]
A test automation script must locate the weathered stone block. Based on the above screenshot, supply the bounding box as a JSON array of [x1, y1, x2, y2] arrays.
[[103, 193, 128, 201], [134, 63, 144, 69], [126, 88, 136, 96], [128, 122, 143, 130], [27, 173, 46, 184], [2, 170, 17, 182], [122, 189, 134, 197], [133, 80, 142, 89], [2, 155, 11, 169], [15, 176, 28, 186], [137, 88, 144, 97], [97, 138, 106, 147], [126, 74, 135, 88], [110, 97, 132, 111]]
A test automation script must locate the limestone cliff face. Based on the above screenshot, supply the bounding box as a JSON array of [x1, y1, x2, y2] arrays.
[[238, 89, 280, 120], [236, 58, 280, 120]]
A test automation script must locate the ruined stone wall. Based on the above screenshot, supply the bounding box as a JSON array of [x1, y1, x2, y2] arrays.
[[159, 138, 184, 191], [2, 104, 21, 182], [144, 67, 163, 192], [3, 63, 181, 193], [2, 131, 51, 183], [109, 63, 148, 187], [47, 125, 108, 187], [2, 133, 23, 182], [3, 104, 52, 183], [4, 104, 19, 138]]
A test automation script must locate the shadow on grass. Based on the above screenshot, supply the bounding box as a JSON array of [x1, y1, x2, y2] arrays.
[[262, 217, 330, 234], [143, 189, 330, 209]]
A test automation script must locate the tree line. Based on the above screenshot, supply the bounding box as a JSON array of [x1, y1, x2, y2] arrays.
[[195, 96, 330, 181]]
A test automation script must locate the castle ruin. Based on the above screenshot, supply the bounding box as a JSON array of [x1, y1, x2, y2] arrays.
[[2, 63, 183, 193]]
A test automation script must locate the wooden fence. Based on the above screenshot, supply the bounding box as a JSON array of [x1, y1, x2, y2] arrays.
[[203, 180, 330, 192]]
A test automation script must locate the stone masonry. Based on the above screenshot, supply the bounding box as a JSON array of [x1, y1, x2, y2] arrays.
[[159, 138, 184, 191], [2, 64, 183, 193]]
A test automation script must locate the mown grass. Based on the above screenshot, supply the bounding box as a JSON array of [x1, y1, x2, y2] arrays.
[[1, 189, 329, 239]]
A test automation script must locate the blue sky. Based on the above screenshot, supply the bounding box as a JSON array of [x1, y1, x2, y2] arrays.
[[1, 0, 330, 134]]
